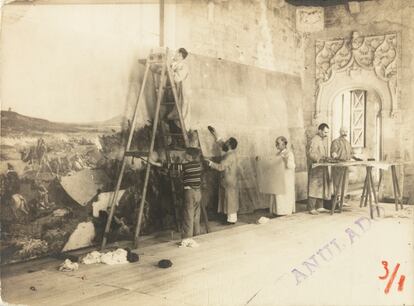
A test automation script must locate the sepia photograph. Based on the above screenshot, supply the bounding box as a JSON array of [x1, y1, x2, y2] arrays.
[[0, 0, 413, 305]]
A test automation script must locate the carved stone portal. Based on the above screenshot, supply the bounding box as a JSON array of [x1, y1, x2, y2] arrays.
[[315, 32, 398, 118]]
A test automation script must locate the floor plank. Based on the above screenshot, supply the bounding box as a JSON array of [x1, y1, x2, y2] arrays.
[[2, 202, 413, 306]]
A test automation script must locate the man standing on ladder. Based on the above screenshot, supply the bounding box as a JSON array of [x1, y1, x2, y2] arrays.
[[167, 48, 191, 132]]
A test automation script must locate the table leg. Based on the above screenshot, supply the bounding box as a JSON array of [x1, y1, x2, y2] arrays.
[[364, 171, 369, 208], [368, 167, 380, 217], [339, 167, 347, 213], [392, 165, 404, 210], [378, 169, 383, 193], [360, 172, 368, 208], [366, 168, 374, 219], [391, 165, 399, 211], [331, 168, 343, 215]]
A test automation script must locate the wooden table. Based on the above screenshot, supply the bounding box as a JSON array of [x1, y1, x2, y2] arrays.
[[312, 161, 404, 219]]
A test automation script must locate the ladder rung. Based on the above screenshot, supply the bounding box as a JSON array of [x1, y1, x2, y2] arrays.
[[163, 133, 184, 137], [155, 85, 172, 90], [162, 102, 176, 105], [125, 151, 149, 157], [139, 56, 166, 64], [167, 146, 186, 151]]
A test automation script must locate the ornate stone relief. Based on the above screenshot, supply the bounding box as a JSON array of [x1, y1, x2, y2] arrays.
[[296, 7, 324, 33], [315, 32, 398, 117]]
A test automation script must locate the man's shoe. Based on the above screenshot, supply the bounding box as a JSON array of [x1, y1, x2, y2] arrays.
[[342, 202, 351, 207], [309, 210, 319, 215], [317, 208, 329, 213]]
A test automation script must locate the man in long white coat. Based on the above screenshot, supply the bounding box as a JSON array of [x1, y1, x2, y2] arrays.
[[269, 136, 296, 216], [206, 126, 239, 224], [307, 123, 331, 215]]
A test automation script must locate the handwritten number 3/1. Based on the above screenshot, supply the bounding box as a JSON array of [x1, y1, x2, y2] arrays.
[[379, 260, 389, 280], [378, 260, 405, 294]]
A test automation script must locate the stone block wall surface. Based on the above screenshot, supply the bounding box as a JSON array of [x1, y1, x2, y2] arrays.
[[301, 0, 414, 201], [174, 0, 304, 76], [172, 0, 413, 202]]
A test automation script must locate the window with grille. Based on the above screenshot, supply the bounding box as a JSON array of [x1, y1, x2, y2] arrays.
[[332, 90, 366, 149], [350, 90, 366, 148]]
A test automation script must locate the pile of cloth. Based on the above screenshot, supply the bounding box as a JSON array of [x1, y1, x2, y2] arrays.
[[81, 248, 138, 265], [179, 238, 199, 248], [58, 259, 79, 272], [256, 216, 270, 224]]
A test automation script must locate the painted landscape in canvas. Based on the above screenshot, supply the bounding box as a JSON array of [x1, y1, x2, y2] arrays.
[[0, 109, 177, 263]]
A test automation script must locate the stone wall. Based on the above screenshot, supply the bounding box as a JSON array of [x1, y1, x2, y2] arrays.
[[174, 0, 414, 202], [174, 0, 304, 75], [301, 0, 414, 201]]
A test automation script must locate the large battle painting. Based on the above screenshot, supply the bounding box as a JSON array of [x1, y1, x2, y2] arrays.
[[0, 110, 178, 264]]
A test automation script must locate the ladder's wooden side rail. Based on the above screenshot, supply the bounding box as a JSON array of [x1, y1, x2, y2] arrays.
[[134, 63, 168, 248], [101, 61, 151, 250], [151, 66, 181, 232]]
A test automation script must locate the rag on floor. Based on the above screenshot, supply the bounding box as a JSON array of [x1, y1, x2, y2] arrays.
[[81, 251, 102, 264], [257, 216, 270, 224], [81, 248, 128, 265], [179, 238, 199, 248], [100, 248, 128, 265], [59, 259, 79, 272]]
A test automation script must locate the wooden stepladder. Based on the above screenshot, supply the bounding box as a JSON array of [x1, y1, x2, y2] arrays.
[[359, 166, 381, 219], [101, 48, 208, 250]]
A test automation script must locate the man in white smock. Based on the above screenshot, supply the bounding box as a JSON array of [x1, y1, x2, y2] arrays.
[[268, 136, 296, 216]]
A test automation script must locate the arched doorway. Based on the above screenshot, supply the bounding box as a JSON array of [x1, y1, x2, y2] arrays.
[[313, 32, 400, 199]]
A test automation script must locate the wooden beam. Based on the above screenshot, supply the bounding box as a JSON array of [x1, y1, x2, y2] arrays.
[[159, 0, 164, 47]]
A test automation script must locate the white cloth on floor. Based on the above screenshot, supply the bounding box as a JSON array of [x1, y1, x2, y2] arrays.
[[81, 249, 128, 265], [179, 238, 199, 248], [81, 251, 102, 264], [100, 248, 128, 265], [59, 259, 79, 272], [257, 216, 270, 224]]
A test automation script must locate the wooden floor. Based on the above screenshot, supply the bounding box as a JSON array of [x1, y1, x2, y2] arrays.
[[1, 202, 413, 306]]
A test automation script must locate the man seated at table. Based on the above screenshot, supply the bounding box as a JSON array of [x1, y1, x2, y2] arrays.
[[307, 123, 331, 215], [331, 127, 362, 204]]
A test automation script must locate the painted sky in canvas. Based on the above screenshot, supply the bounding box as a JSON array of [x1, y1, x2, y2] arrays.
[[0, 4, 176, 123]]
